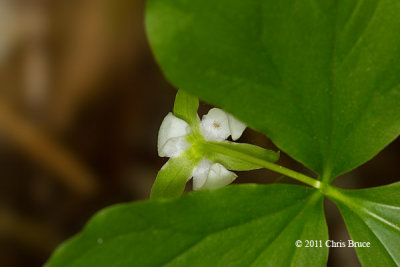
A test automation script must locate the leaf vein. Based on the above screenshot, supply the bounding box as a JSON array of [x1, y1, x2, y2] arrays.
[[338, 0, 381, 67]]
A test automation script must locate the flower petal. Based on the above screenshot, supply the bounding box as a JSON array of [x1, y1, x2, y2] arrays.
[[201, 163, 238, 190], [192, 158, 212, 190], [158, 113, 190, 157], [200, 108, 230, 141], [227, 113, 247, 141], [160, 136, 190, 158], [192, 158, 238, 190]]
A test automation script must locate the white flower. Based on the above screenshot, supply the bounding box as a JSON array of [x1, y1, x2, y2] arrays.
[[200, 108, 246, 141], [158, 108, 246, 190]]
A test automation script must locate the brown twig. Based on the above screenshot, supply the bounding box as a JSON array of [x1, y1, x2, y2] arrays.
[[0, 103, 98, 196]]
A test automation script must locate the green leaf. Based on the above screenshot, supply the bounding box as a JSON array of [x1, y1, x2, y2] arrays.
[[45, 184, 328, 267], [150, 151, 200, 199], [173, 89, 200, 130], [146, 0, 400, 181], [202, 141, 280, 171], [326, 182, 400, 266]]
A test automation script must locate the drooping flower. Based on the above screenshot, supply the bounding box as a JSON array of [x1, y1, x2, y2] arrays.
[[151, 90, 279, 199], [158, 108, 246, 190]]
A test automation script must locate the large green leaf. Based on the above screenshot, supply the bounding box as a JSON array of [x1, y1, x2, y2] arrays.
[[326, 182, 400, 266], [45, 184, 328, 267], [146, 0, 400, 181]]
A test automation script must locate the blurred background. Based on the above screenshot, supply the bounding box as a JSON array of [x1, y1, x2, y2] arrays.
[[0, 0, 398, 266]]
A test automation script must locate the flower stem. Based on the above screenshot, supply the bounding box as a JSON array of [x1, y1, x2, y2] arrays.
[[204, 142, 321, 189]]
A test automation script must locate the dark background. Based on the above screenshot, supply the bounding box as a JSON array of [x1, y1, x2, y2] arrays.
[[0, 1, 398, 266]]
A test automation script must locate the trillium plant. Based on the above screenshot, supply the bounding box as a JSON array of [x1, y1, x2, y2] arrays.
[[45, 0, 400, 266]]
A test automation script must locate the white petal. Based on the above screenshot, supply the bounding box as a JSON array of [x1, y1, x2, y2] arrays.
[[192, 158, 212, 190], [192, 159, 238, 190], [158, 113, 190, 157], [160, 136, 190, 158], [200, 108, 230, 141], [201, 163, 237, 190], [227, 114, 246, 140]]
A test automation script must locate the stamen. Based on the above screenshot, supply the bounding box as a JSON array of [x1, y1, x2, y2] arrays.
[[213, 122, 221, 128]]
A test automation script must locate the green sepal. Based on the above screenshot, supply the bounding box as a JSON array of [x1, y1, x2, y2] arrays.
[[150, 150, 201, 199], [202, 141, 280, 171], [173, 89, 200, 132]]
